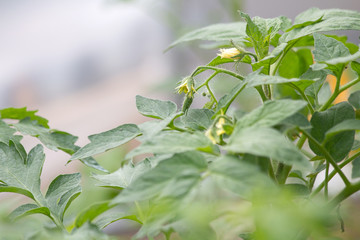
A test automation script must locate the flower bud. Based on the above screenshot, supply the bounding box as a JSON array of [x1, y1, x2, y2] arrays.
[[217, 47, 244, 59]]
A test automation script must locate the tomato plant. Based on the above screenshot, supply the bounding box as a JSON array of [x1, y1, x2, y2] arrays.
[[2, 7, 360, 240]]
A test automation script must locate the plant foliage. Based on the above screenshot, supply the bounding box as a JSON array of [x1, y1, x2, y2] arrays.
[[2, 7, 360, 240]]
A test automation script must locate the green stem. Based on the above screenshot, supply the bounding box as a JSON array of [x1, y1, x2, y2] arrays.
[[319, 70, 343, 111], [268, 160, 277, 183], [264, 84, 272, 100], [297, 134, 307, 149], [195, 71, 219, 91], [327, 181, 360, 209], [311, 151, 360, 196], [206, 84, 218, 104], [33, 196, 67, 232], [191, 66, 244, 80], [276, 163, 288, 185], [168, 112, 187, 132], [288, 83, 315, 114], [325, 162, 329, 200], [255, 86, 269, 102], [299, 129, 351, 187], [339, 77, 360, 93], [270, 40, 300, 76], [275, 134, 307, 185]]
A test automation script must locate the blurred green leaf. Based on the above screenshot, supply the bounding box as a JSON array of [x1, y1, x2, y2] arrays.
[[210, 155, 273, 197], [9, 204, 51, 221], [113, 152, 206, 203]]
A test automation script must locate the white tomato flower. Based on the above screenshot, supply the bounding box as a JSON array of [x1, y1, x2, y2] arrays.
[[217, 47, 243, 59]]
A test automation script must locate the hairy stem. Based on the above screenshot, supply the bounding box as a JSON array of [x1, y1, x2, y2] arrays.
[[191, 66, 244, 80], [319, 70, 343, 111], [288, 83, 315, 114], [299, 129, 351, 187], [327, 181, 360, 209], [311, 151, 360, 196]]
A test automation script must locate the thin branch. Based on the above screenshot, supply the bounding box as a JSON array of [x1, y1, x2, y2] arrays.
[[299, 129, 351, 187]]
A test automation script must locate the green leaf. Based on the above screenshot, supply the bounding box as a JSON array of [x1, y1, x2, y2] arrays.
[[351, 61, 360, 76], [167, 22, 247, 50], [210, 155, 274, 197], [352, 156, 360, 179], [180, 109, 214, 131], [349, 90, 360, 109], [278, 48, 313, 78], [251, 43, 287, 74], [93, 159, 151, 189], [13, 118, 78, 154], [78, 157, 108, 173], [215, 82, 246, 114], [224, 127, 310, 169], [136, 95, 177, 119], [322, 50, 360, 66], [113, 152, 207, 203], [280, 113, 311, 129], [71, 124, 140, 160], [94, 211, 139, 229], [282, 184, 310, 196], [9, 118, 105, 172], [310, 102, 355, 162], [0, 107, 49, 128], [313, 33, 350, 63], [69, 222, 114, 240], [45, 173, 81, 221], [138, 112, 178, 141], [0, 143, 45, 200], [206, 56, 236, 67], [324, 119, 360, 140], [239, 233, 255, 240], [74, 202, 114, 228], [9, 203, 50, 221], [126, 132, 214, 158], [245, 69, 303, 87], [286, 8, 324, 32], [0, 142, 82, 226], [281, 8, 360, 43], [235, 99, 307, 129], [302, 69, 328, 98], [0, 120, 26, 160], [240, 13, 282, 59], [49, 175, 81, 213]]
